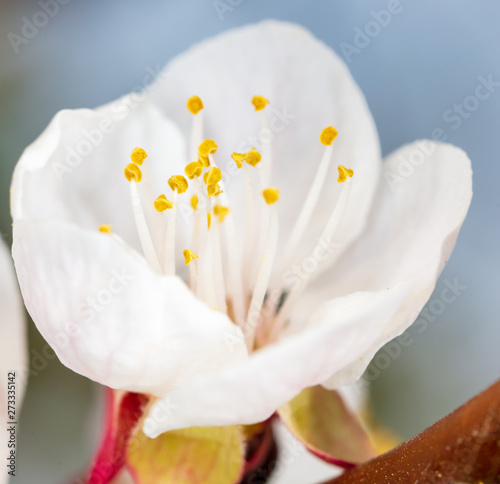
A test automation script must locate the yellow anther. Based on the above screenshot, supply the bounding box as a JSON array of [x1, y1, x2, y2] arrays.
[[213, 205, 230, 223], [183, 249, 199, 265], [130, 147, 148, 165], [262, 187, 280, 205], [337, 165, 354, 183], [231, 152, 247, 169], [320, 126, 338, 146], [99, 225, 113, 234], [206, 167, 222, 185], [154, 194, 173, 212], [185, 161, 203, 180], [124, 163, 142, 183], [207, 183, 223, 198], [251, 95, 270, 111], [246, 148, 262, 167], [207, 212, 212, 230], [198, 139, 218, 157], [191, 195, 198, 211], [187, 96, 204, 115], [198, 154, 210, 168], [168, 175, 189, 194]]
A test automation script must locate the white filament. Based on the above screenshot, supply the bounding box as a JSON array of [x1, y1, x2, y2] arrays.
[[163, 191, 178, 276], [244, 206, 279, 351], [129, 181, 161, 273]]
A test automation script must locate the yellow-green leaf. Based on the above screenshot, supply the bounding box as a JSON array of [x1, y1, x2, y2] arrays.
[[127, 426, 245, 484], [278, 386, 375, 465]]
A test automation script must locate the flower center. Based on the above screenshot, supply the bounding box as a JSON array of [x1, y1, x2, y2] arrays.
[[101, 95, 353, 352]]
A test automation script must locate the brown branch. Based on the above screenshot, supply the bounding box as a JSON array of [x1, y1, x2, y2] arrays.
[[322, 379, 500, 484]]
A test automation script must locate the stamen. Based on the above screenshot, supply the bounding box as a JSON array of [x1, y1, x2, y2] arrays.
[[191, 195, 199, 211], [154, 194, 173, 212], [130, 147, 148, 165], [168, 175, 189, 194], [244, 189, 280, 350], [187, 96, 204, 115], [205, 167, 222, 185], [269, 173, 354, 342], [207, 152, 246, 326], [213, 205, 230, 223], [183, 249, 199, 265], [246, 148, 262, 167], [198, 154, 210, 168], [188, 97, 205, 160], [338, 165, 354, 183], [207, 183, 223, 198], [319, 126, 338, 146], [231, 152, 247, 169], [262, 187, 280, 205], [163, 191, 178, 276], [125, 175, 161, 273], [124, 163, 142, 183], [99, 225, 113, 234], [207, 212, 212, 230], [185, 161, 203, 180], [276, 126, 339, 274], [251, 95, 269, 111], [198, 139, 218, 157]]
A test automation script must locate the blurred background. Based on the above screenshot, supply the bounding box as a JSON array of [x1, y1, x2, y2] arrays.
[[1, 1, 499, 483]]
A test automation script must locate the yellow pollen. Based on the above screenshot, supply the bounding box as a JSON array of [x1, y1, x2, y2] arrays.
[[183, 248, 199, 265], [187, 96, 204, 115], [231, 152, 247, 169], [198, 154, 210, 168], [207, 183, 223, 198], [198, 139, 218, 157], [168, 175, 189, 194], [337, 165, 354, 183], [154, 194, 173, 212], [262, 187, 280, 205], [207, 212, 212, 230], [213, 205, 230, 223], [251, 95, 270, 111], [130, 147, 148, 165], [246, 148, 262, 167], [206, 167, 222, 185], [320, 126, 338, 146], [191, 195, 198, 211], [185, 161, 203, 180], [124, 163, 142, 183], [99, 225, 113, 234]]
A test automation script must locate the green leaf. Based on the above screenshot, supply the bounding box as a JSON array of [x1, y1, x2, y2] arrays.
[[278, 386, 375, 465], [127, 426, 245, 484]]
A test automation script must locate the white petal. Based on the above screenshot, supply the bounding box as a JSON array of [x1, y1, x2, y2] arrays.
[[0, 239, 26, 484], [144, 282, 412, 436], [293, 141, 472, 387], [12, 219, 247, 396], [11, 96, 187, 257], [148, 20, 381, 265]]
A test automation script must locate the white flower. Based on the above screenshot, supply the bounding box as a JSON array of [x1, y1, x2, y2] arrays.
[[11, 21, 472, 439], [0, 238, 27, 484]]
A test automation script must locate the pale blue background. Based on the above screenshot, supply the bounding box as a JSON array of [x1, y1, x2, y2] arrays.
[[1, 1, 499, 482]]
